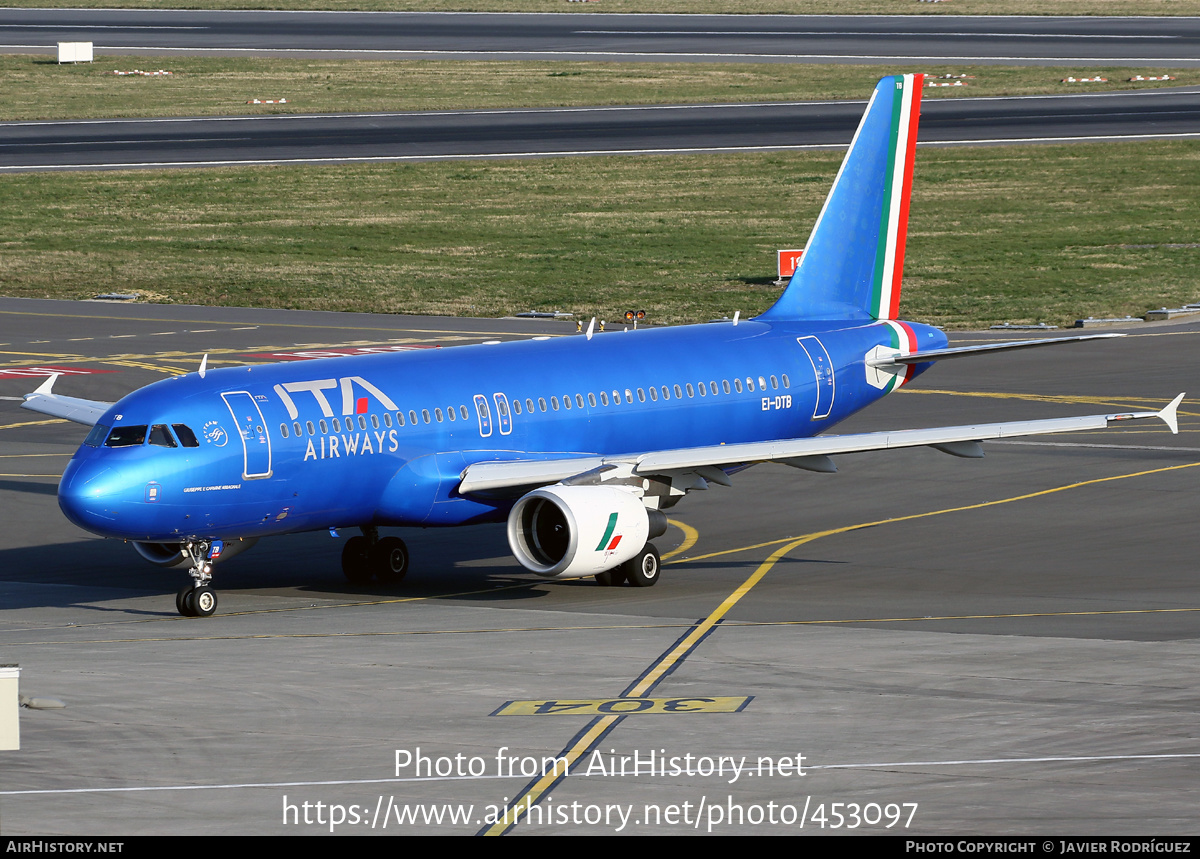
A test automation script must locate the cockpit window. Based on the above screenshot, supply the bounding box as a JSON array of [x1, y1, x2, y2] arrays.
[[172, 424, 200, 448], [84, 424, 109, 447], [105, 425, 147, 447], [149, 424, 177, 448]]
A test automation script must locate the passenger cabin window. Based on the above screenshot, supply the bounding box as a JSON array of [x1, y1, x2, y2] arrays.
[[105, 425, 147, 448], [409, 410, 418, 426], [588, 393, 597, 407], [293, 421, 302, 437], [686, 383, 695, 398], [383, 414, 392, 428], [278, 424, 289, 439], [600, 392, 609, 406], [722, 380, 731, 394], [447, 406, 456, 422], [435, 408, 444, 423], [710, 381, 719, 395], [513, 400, 523, 415], [306, 421, 316, 436], [460, 405, 469, 420], [358, 415, 367, 430], [734, 379, 743, 393], [782, 374, 791, 388], [320, 420, 328, 434], [673, 384, 682, 399], [746, 377, 755, 392], [575, 394, 585, 409], [422, 409, 431, 424], [649, 387, 658, 402], [332, 418, 341, 432]]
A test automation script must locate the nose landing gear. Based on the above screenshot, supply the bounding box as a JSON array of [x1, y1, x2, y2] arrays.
[[176, 540, 218, 617]]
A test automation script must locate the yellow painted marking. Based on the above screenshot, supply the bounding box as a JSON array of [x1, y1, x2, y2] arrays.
[[661, 518, 698, 561], [0, 309, 566, 339], [675, 460, 1200, 566], [493, 696, 751, 716], [481, 716, 620, 836], [8, 608, 1200, 649], [0, 351, 85, 360], [0, 419, 67, 430], [904, 388, 1198, 415], [108, 359, 188, 376], [756, 607, 1200, 626], [488, 459, 1200, 834], [0, 339, 519, 371]]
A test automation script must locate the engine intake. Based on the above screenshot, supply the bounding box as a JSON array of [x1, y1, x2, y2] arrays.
[[507, 485, 665, 578]]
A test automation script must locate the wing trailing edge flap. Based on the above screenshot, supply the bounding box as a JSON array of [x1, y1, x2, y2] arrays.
[[21, 374, 113, 426], [867, 332, 1125, 368], [456, 395, 1184, 495]]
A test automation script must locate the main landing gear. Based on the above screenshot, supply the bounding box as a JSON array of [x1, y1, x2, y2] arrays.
[[595, 543, 661, 588], [341, 526, 409, 586], [176, 540, 218, 618]]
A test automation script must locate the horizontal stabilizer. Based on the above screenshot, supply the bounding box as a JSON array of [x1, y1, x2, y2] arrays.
[[867, 333, 1125, 367], [22, 374, 112, 426]]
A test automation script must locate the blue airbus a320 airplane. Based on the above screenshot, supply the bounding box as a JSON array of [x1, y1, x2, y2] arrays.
[[24, 75, 1183, 617]]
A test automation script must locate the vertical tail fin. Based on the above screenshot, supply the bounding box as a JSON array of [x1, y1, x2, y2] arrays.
[[758, 73, 923, 322]]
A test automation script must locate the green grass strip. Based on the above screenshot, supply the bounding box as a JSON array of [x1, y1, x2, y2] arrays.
[[2, 141, 1198, 329], [4, 56, 1194, 122]]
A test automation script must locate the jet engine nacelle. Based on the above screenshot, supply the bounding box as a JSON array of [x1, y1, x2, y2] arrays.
[[133, 538, 258, 568], [507, 485, 664, 578]]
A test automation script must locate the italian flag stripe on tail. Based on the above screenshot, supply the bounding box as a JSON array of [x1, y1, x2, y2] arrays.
[[871, 73, 923, 322]]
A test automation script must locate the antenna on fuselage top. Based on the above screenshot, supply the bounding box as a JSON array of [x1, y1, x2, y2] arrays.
[[733, 311, 740, 326], [199, 354, 208, 379], [586, 317, 596, 341]]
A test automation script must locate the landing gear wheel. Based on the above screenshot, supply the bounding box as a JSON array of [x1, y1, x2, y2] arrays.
[[371, 536, 409, 585], [176, 584, 196, 617], [342, 536, 371, 585], [189, 586, 218, 617], [595, 567, 627, 587], [623, 543, 661, 588]]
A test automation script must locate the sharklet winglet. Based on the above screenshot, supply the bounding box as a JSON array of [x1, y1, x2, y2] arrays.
[[1159, 392, 1185, 435]]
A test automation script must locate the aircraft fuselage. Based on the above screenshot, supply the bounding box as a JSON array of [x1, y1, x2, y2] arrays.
[[57, 317, 946, 543]]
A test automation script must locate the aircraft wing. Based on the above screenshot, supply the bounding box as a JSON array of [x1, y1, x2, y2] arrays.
[[457, 394, 1183, 495], [21, 374, 112, 426]]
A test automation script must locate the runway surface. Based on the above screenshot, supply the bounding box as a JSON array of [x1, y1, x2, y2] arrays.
[[2, 10, 1199, 64], [4, 87, 1200, 171], [1, 297, 1198, 834]]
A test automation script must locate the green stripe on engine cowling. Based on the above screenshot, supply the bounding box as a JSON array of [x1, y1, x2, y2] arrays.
[[595, 512, 618, 551]]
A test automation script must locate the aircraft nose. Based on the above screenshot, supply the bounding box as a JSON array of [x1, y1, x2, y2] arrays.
[[58, 457, 124, 536]]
